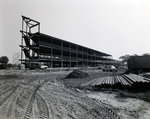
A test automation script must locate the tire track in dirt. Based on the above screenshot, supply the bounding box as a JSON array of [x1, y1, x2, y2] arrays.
[[22, 79, 50, 119], [0, 85, 13, 93], [41, 87, 102, 119], [24, 88, 37, 119], [39, 80, 120, 119], [66, 90, 119, 119], [36, 93, 49, 119], [0, 86, 20, 119], [7, 88, 23, 119], [14, 87, 33, 119], [38, 89, 64, 119], [0, 86, 19, 106], [0, 71, 120, 119]]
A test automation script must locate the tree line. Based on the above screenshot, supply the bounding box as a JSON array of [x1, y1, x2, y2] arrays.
[[119, 53, 150, 65], [0, 56, 12, 69]]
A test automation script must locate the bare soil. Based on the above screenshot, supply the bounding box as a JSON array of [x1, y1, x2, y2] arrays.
[[0, 69, 150, 119]]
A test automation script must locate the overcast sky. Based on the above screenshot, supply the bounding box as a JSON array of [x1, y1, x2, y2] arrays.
[[1, 0, 150, 63]]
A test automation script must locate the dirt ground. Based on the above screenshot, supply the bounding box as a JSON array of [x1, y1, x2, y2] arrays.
[[0, 69, 150, 119]]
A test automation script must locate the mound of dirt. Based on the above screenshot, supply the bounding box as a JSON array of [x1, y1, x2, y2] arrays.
[[65, 69, 89, 78]]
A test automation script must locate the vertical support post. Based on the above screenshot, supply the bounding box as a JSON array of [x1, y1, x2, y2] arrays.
[[69, 43, 71, 68], [21, 18, 23, 64], [76, 45, 78, 67], [94, 51, 96, 67], [91, 50, 92, 67], [38, 34, 40, 63], [26, 19, 29, 63], [38, 23, 40, 33], [82, 47, 83, 67], [61, 41, 63, 68], [51, 39, 53, 68], [38, 23, 40, 67], [87, 49, 88, 67], [86, 48, 88, 67]]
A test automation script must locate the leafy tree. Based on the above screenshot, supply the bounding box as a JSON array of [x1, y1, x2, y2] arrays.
[[119, 54, 130, 65], [0, 56, 9, 64], [142, 53, 150, 56], [7, 63, 13, 68]]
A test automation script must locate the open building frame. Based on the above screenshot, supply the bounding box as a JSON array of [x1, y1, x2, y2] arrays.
[[20, 16, 116, 68]]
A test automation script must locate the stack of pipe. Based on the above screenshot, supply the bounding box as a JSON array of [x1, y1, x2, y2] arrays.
[[81, 74, 150, 89]]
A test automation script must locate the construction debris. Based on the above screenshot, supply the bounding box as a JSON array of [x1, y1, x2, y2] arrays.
[[81, 74, 150, 89], [65, 69, 89, 78]]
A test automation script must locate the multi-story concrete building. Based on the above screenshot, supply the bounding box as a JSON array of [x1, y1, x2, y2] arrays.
[[20, 16, 115, 68]]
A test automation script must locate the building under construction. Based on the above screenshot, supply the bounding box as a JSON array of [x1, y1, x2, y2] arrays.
[[20, 16, 116, 68]]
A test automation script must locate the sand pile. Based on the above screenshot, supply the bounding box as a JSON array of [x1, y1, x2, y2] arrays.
[[65, 69, 89, 78]]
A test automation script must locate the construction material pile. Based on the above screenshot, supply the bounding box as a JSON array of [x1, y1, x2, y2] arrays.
[[81, 74, 150, 89], [65, 69, 89, 78]]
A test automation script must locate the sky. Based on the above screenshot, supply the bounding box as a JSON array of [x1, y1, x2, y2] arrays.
[[1, 0, 150, 63]]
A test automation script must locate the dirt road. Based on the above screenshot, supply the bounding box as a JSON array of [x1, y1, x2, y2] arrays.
[[0, 70, 120, 119], [1, 69, 150, 119]]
